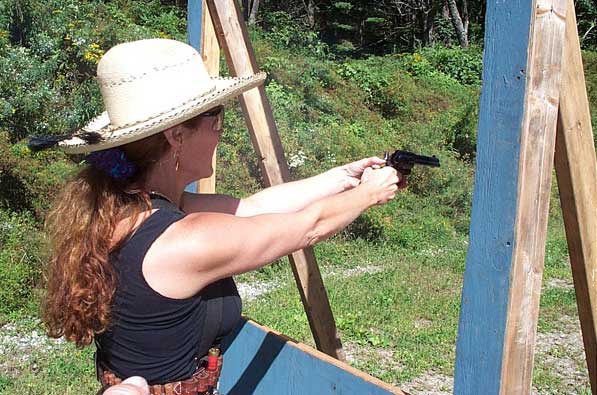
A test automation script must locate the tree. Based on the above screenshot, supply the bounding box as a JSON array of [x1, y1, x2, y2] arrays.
[[243, 0, 260, 25], [447, 0, 469, 47]]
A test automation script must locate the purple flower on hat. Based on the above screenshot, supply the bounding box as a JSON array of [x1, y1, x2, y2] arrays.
[[85, 148, 137, 180]]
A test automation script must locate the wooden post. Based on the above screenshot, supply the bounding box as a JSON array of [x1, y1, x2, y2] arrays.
[[187, 0, 201, 50], [554, 1, 597, 393], [198, 0, 220, 194], [205, 0, 345, 360], [454, 0, 568, 393]]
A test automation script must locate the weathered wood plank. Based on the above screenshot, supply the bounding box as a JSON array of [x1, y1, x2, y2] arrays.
[[454, 0, 567, 393], [554, 1, 597, 393], [219, 318, 408, 395], [205, 0, 345, 360], [205, 0, 288, 185], [500, 0, 567, 393], [198, 0, 220, 194]]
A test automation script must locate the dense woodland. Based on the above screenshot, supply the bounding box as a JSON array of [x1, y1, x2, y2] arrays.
[[0, 0, 596, 393]]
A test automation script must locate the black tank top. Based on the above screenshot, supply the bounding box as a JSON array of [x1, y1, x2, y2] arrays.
[[95, 198, 242, 385]]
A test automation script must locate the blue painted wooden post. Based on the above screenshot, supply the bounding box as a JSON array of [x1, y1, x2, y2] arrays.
[[185, 0, 202, 193], [454, 0, 534, 385], [454, 0, 532, 381], [454, 0, 568, 392], [187, 0, 202, 52]]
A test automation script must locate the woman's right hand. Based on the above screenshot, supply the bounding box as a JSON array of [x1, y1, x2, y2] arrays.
[[359, 166, 400, 205], [103, 377, 149, 395]]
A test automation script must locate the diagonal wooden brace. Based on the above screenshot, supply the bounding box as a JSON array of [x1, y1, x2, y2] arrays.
[[554, 1, 597, 393], [205, 0, 345, 360]]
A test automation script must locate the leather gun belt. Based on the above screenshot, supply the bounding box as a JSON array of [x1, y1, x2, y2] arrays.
[[98, 356, 223, 395]]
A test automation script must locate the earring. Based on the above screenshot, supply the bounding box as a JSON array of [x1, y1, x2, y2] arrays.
[[174, 151, 180, 172]]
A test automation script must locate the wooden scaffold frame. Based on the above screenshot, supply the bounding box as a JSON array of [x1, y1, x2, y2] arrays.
[[185, 0, 596, 394]]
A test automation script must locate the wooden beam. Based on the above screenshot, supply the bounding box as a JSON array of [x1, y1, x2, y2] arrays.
[[198, 0, 220, 194], [219, 319, 408, 395], [500, 1, 567, 392], [454, 0, 567, 393], [205, 0, 345, 360], [554, 1, 597, 393], [205, 0, 288, 185]]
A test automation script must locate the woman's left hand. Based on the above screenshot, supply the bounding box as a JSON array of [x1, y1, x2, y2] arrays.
[[341, 156, 387, 188]]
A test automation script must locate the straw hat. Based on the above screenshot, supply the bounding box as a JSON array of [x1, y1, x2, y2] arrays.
[[58, 38, 266, 154]]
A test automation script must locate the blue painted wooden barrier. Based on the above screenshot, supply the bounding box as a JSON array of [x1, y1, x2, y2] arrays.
[[453, 0, 534, 394], [219, 319, 403, 395], [187, 0, 202, 52], [185, 0, 202, 194]]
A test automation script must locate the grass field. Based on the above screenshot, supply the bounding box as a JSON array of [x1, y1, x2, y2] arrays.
[[0, 197, 592, 395], [0, 3, 595, 393]]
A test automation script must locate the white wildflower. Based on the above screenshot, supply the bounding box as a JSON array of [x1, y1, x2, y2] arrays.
[[288, 150, 307, 169]]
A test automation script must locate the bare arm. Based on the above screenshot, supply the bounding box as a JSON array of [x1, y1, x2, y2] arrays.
[[146, 166, 398, 297], [181, 157, 387, 216]]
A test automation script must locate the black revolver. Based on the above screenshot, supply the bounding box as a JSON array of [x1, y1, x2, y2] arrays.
[[384, 150, 440, 175]]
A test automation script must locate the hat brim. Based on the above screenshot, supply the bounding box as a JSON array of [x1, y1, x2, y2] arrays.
[[59, 72, 266, 154]]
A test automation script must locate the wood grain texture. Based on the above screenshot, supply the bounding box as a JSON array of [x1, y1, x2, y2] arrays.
[[206, 0, 288, 185], [287, 247, 345, 360], [455, 0, 536, 391], [206, 0, 345, 360], [219, 318, 407, 395], [500, 0, 567, 393], [554, 1, 597, 392], [198, 0, 220, 194], [454, 0, 567, 393]]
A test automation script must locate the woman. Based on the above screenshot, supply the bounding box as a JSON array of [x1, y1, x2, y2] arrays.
[[39, 39, 401, 393]]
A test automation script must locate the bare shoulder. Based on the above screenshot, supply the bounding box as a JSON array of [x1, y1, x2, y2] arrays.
[[141, 211, 238, 298], [150, 211, 243, 262]]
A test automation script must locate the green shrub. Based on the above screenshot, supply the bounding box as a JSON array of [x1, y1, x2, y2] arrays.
[[335, 60, 394, 114], [582, 51, 597, 146], [0, 209, 45, 316], [419, 45, 483, 86], [398, 46, 483, 88], [0, 45, 59, 140], [262, 11, 329, 59], [0, 133, 75, 218], [0, 0, 187, 143]]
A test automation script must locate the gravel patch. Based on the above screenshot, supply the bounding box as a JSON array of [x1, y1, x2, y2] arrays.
[[236, 279, 282, 301], [0, 318, 64, 375], [325, 265, 384, 278], [343, 340, 404, 371], [401, 371, 453, 395], [533, 315, 590, 393], [237, 264, 384, 301], [544, 278, 574, 290]]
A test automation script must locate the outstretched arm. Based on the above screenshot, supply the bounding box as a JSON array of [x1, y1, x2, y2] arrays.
[[181, 157, 387, 216], [145, 166, 399, 298]]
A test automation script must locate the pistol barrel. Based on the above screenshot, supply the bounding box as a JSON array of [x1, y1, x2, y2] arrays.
[[385, 150, 440, 169]]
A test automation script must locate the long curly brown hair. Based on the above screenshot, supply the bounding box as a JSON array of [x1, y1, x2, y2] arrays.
[[42, 131, 172, 347]]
